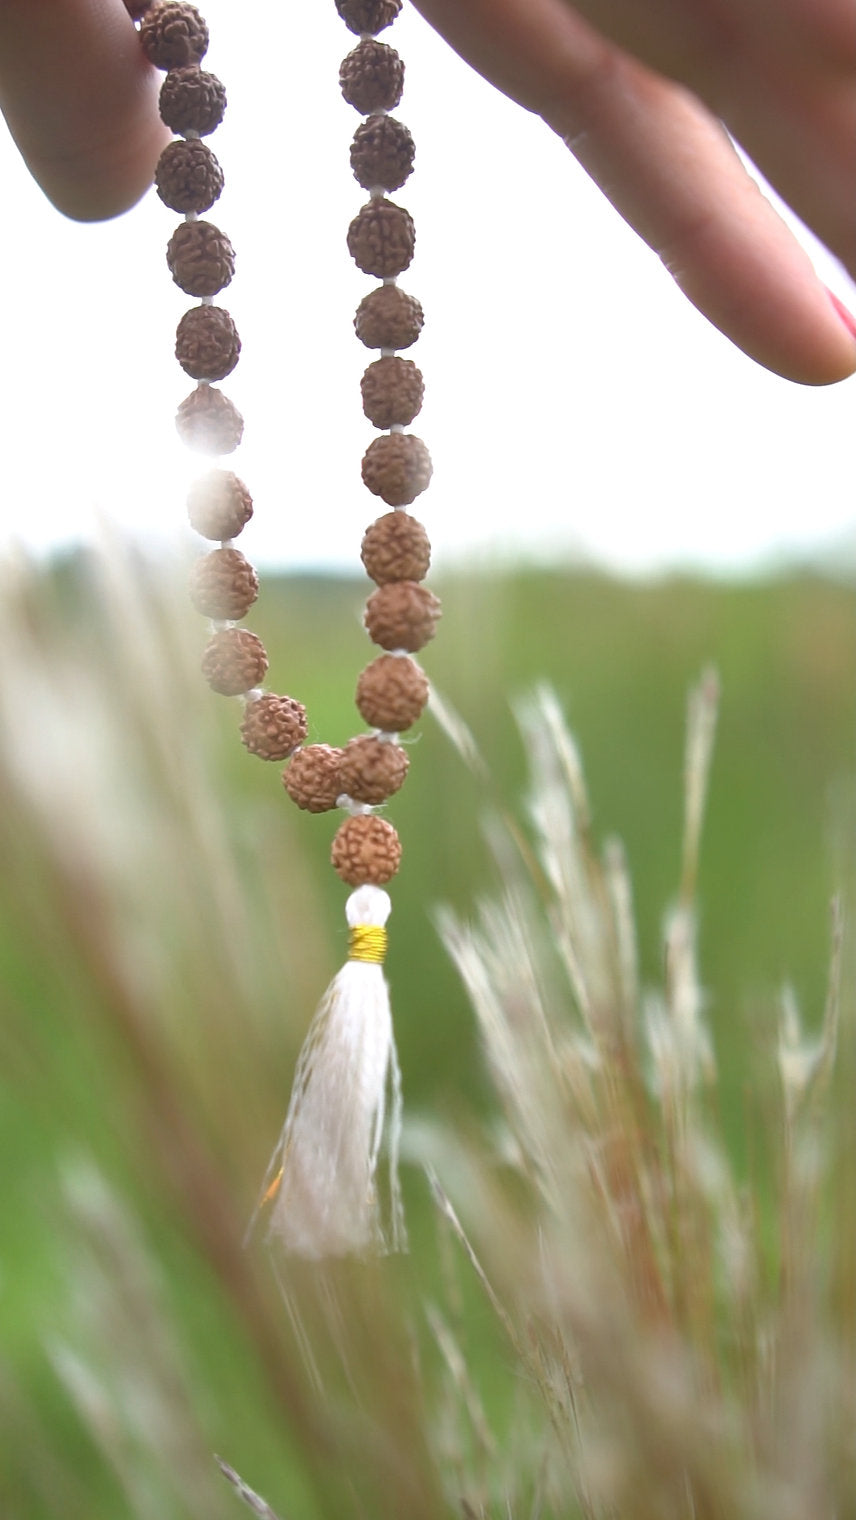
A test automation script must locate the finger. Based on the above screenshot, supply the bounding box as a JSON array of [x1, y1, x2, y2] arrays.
[[0, 0, 168, 221], [412, 0, 856, 383]]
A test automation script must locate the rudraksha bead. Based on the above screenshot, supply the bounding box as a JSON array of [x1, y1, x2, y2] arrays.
[[355, 285, 423, 350], [340, 734, 409, 804], [159, 66, 226, 136], [361, 355, 423, 429], [155, 137, 223, 213], [189, 548, 259, 620], [241, 694, 308, 761], [176, 305, 240, 381], [201, 627, 268, 696], [361, 510, 430, 584], [356, 654, 429, 731], [348, 198, 414, 279], [187, 469, 252, 540], [351, 115, 414, 192], [364, 581, 441, 652], [283, 744, 345, 813], [336, 0, 402, 35], [362, 432, 432, 505], [340, 40, 403, 115], [167, 219, 234, 297], [176, 385, 244, 454], [331, 814, 401, 886], [139, 2, 208, 69]]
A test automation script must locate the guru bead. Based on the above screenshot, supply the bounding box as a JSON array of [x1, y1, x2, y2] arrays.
[[189, 547, 259, 620], [336, 0, 402, 34], [176, 385, 244, 454], [187, 469, 252, 540], [167, 219, 235, 297], [331, 814, 402, 886], [283, 744, 345, 813], [340, 734, 409, 804], [350, 115, 415, 193], [356, 653, 429, 731], [139, 2, 208, 68], [159, 65, 227, 135], [348, 198, 414, 279], [340, 40, 404, 115], [361, 356, 423, 429], [361, 510, 430, 584], [240, 694, 308, 762], [365, 581, 441, 652], [355, 284, 424, 350], [201, 628, 268, 696], [155, 137, 223, 213], [176, 305, 241, 381], [361, 432, 432, 506]]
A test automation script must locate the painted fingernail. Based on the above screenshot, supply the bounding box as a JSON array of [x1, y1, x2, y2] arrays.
[[825, 287, 856, 340]]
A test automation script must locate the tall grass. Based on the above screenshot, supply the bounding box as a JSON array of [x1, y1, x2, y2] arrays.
[[0, 549, 853, 1519]]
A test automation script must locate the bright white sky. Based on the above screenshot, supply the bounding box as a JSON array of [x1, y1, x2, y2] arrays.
[[1, 0, 854, 577]]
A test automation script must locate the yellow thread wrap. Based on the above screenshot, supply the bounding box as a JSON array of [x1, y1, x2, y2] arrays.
[[348, 924, 388, 965]]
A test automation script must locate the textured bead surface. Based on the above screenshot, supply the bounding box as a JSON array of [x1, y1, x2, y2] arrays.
[[189, 548, 259, 620], [356, 654, 429, 731], [336, 0, 402, 35], [241, 694, 308, 761], [201, 627, 268, 695], [355, 285, 423, 350], [167, 219, 234, 297], [340, 40, 403, 115], [176, 305, 240, 381], [159, 66, 226, 135], [340, 734, 409, 804], [348, 198, 414, 279], [361, 510, 430, 584], [364, 581, 440, 652], [332, 814, 402, 886], [362, 432, 432, 505], [140, 2, 208, 68], [283, 744, 345, 813], [361, 355, 423, 429], [351, 115, 414, 192], [176, 386, 243, 454], [155, 137, 223, 213], [187, 469, 252, 540]]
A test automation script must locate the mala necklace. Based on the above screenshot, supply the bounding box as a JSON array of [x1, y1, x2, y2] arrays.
[[129, 0, 438, 1257]]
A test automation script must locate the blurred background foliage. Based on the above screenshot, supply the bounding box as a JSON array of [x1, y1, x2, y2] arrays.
[[0, 556, 853, 1518]]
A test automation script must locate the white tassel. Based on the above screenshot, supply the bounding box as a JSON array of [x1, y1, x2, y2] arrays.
[[254, 885, 406, 1259]]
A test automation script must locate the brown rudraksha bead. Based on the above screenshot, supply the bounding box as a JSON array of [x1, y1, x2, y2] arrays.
[[140, 2, 208, 69], [340, 40, 403, 115], [355, 285, 423, 350], [176, 305, 241, 381], [350, 115, 414, 193], [189, 547, 259, 620], [348, 198, 414, 279], [365, 581, 440, 652], [167, 219, 234, 297], [176, 385, 244, 454], [356, 654, 429, 731], [361, 510, 430, 584], [340, 734, 409, 804], [336, 0, 402, 35], [362, 432, 432, 505], [201, 628, 268, 696], [159, 66, 226, 136], [187, 469, 252, 540], [331, 814, 401, 886], [361, 355, 423, 429], [155, 137, 223, 213], [283, 744, 345, 813], [241, 694, 308, 762]]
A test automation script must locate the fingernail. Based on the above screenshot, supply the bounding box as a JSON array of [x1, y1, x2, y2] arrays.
[[825, 287, 856, 340]]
